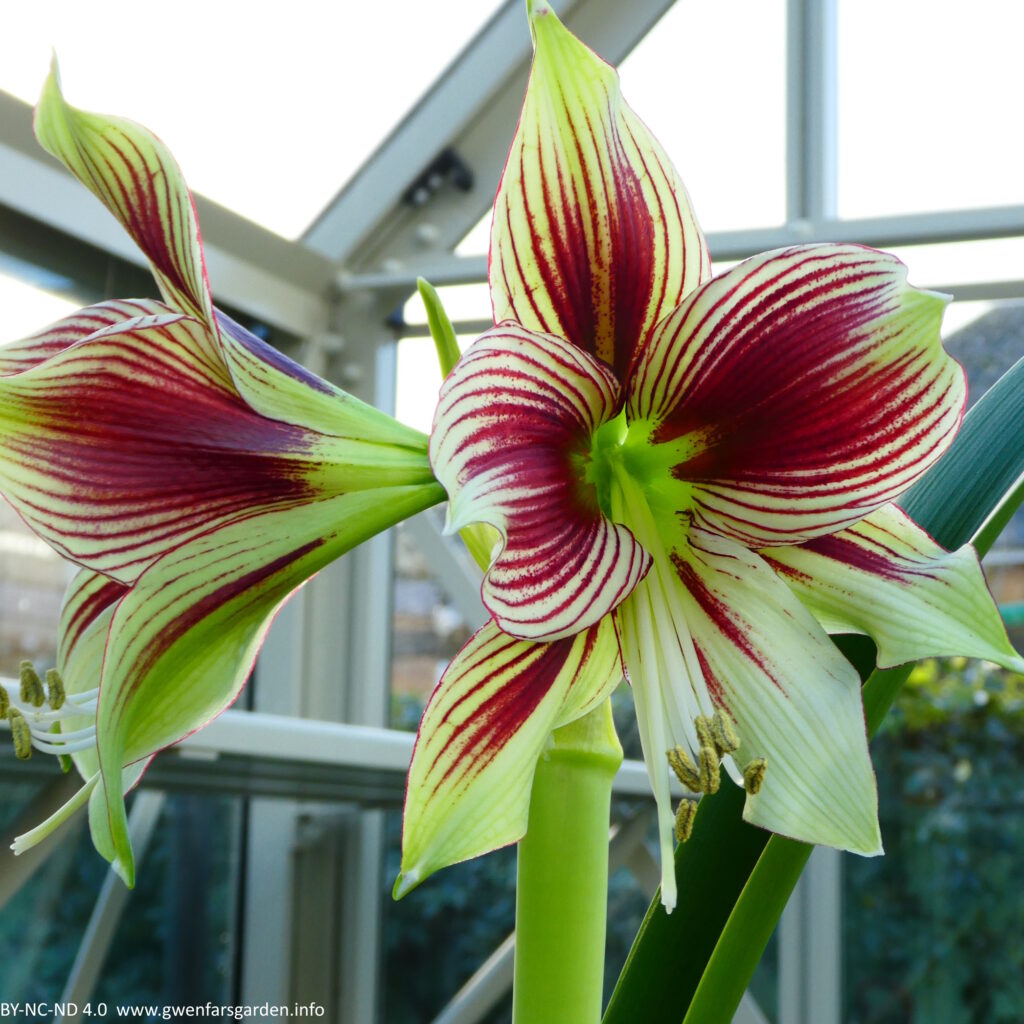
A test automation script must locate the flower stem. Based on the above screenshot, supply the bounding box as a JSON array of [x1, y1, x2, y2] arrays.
[[513, 698, 623, 1024]]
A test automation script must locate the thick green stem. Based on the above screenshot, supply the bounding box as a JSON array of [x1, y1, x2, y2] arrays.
[[513, 699, 623, 1024]]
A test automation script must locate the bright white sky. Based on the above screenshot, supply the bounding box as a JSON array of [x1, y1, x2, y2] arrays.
[[1, 0, 1023, 433]]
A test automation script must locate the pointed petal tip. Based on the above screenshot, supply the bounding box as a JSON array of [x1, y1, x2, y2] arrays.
[[35, 53, 68, 131], [112, 853, 136, 889], [393, 868, 420, 900], [849, 826, 884, 858]]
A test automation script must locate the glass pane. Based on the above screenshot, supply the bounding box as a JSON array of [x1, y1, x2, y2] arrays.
[[391, 517, 476, 732], [838, 0, 1024, 217], [887, 238, 1024, 291], [619, 0, 786, 233], [0, 502, 65, 678], [942, 298, 1024, 408], [457, 212, 491, 257], [0, 270, 78, 339], [0, 788, 242, 1004], [0, 0, 505, 239], [395, 327, 477, 436], [382, 807, 516, 1021]]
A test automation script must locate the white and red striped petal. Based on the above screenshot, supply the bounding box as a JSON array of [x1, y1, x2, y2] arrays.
[[430, 324, 649, 640], [614, 468, 880, 908], [55, 569, 125, 783], [0, 308, 440, 583], [0, 300, 170, 375], [0, 313, 325, 581], [764, 504, 1024, 671], [90, 481, 443, 883], [628, 245, 965, 547], [671, 527, 880, 852], [57, 568, 125, 694], [35, 63, 213, 324], [491, 1, 708, 383], [28, 70, 427, 455], [49, 569, 152, 868], [397, 616, 622, 896]]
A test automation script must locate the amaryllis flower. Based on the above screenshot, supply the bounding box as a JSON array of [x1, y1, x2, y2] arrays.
[[398, 1, 1024, 910], [0, 67, 442, 882]]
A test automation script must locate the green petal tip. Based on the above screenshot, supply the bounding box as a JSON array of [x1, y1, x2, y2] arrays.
[[392, 868, 421, 900]]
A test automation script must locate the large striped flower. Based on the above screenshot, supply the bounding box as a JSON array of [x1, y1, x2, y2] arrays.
[[0, 67, 443, 882], [398, 1, 1024, 910]]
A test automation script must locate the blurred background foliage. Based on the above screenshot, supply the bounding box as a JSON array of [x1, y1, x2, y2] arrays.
[[844, 658, 1024, 1024]]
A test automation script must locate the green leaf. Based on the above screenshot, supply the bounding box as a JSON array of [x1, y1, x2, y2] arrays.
[[603, 354, 1024, 1024], [900, 353, 1024, 551], [418, 277, 462, 379]]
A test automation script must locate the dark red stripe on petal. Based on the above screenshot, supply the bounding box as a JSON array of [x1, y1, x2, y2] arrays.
[[671, 543, 786, 696], [490, 11, 708, 383], [60, 573, 128, 661], [431, 325, 649, 640], [791, 531, 907, 581], [0, 316, 330, 578], [113, 538, 323, 720], [629, 245, 964, 546], [435, 634, 573, 789]]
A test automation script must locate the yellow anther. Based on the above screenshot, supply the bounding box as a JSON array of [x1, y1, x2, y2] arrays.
[[674, 798, 699, 843], [0, 686, 8, 720], [710, 708, 740, 755], [694, 715, 714, 751], [699, 743, 721, 794], [666, 746, 701, 792], [19, 660, 45, 708], [8, 708, 32, 760], [743, 758, 768, 795], [45, 669, 66, 711]]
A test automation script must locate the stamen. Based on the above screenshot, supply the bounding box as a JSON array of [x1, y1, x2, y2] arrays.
[[674, 798, 699, 843], [45, 669, 66, 711], [666, 746, 701, 792], [694, 714, 714, 751], [38, 723, 96, 743], [699, 743, 721, 794], [710, 708, 740, 755], [29, 735, 97, 756], [0, 685, 8, 720], [19, 661, 45, 708], [743, 758, 768, 795], [8, 708, 33, 760], [63, 686, 100, 706], [50, 724, 73, 774]]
